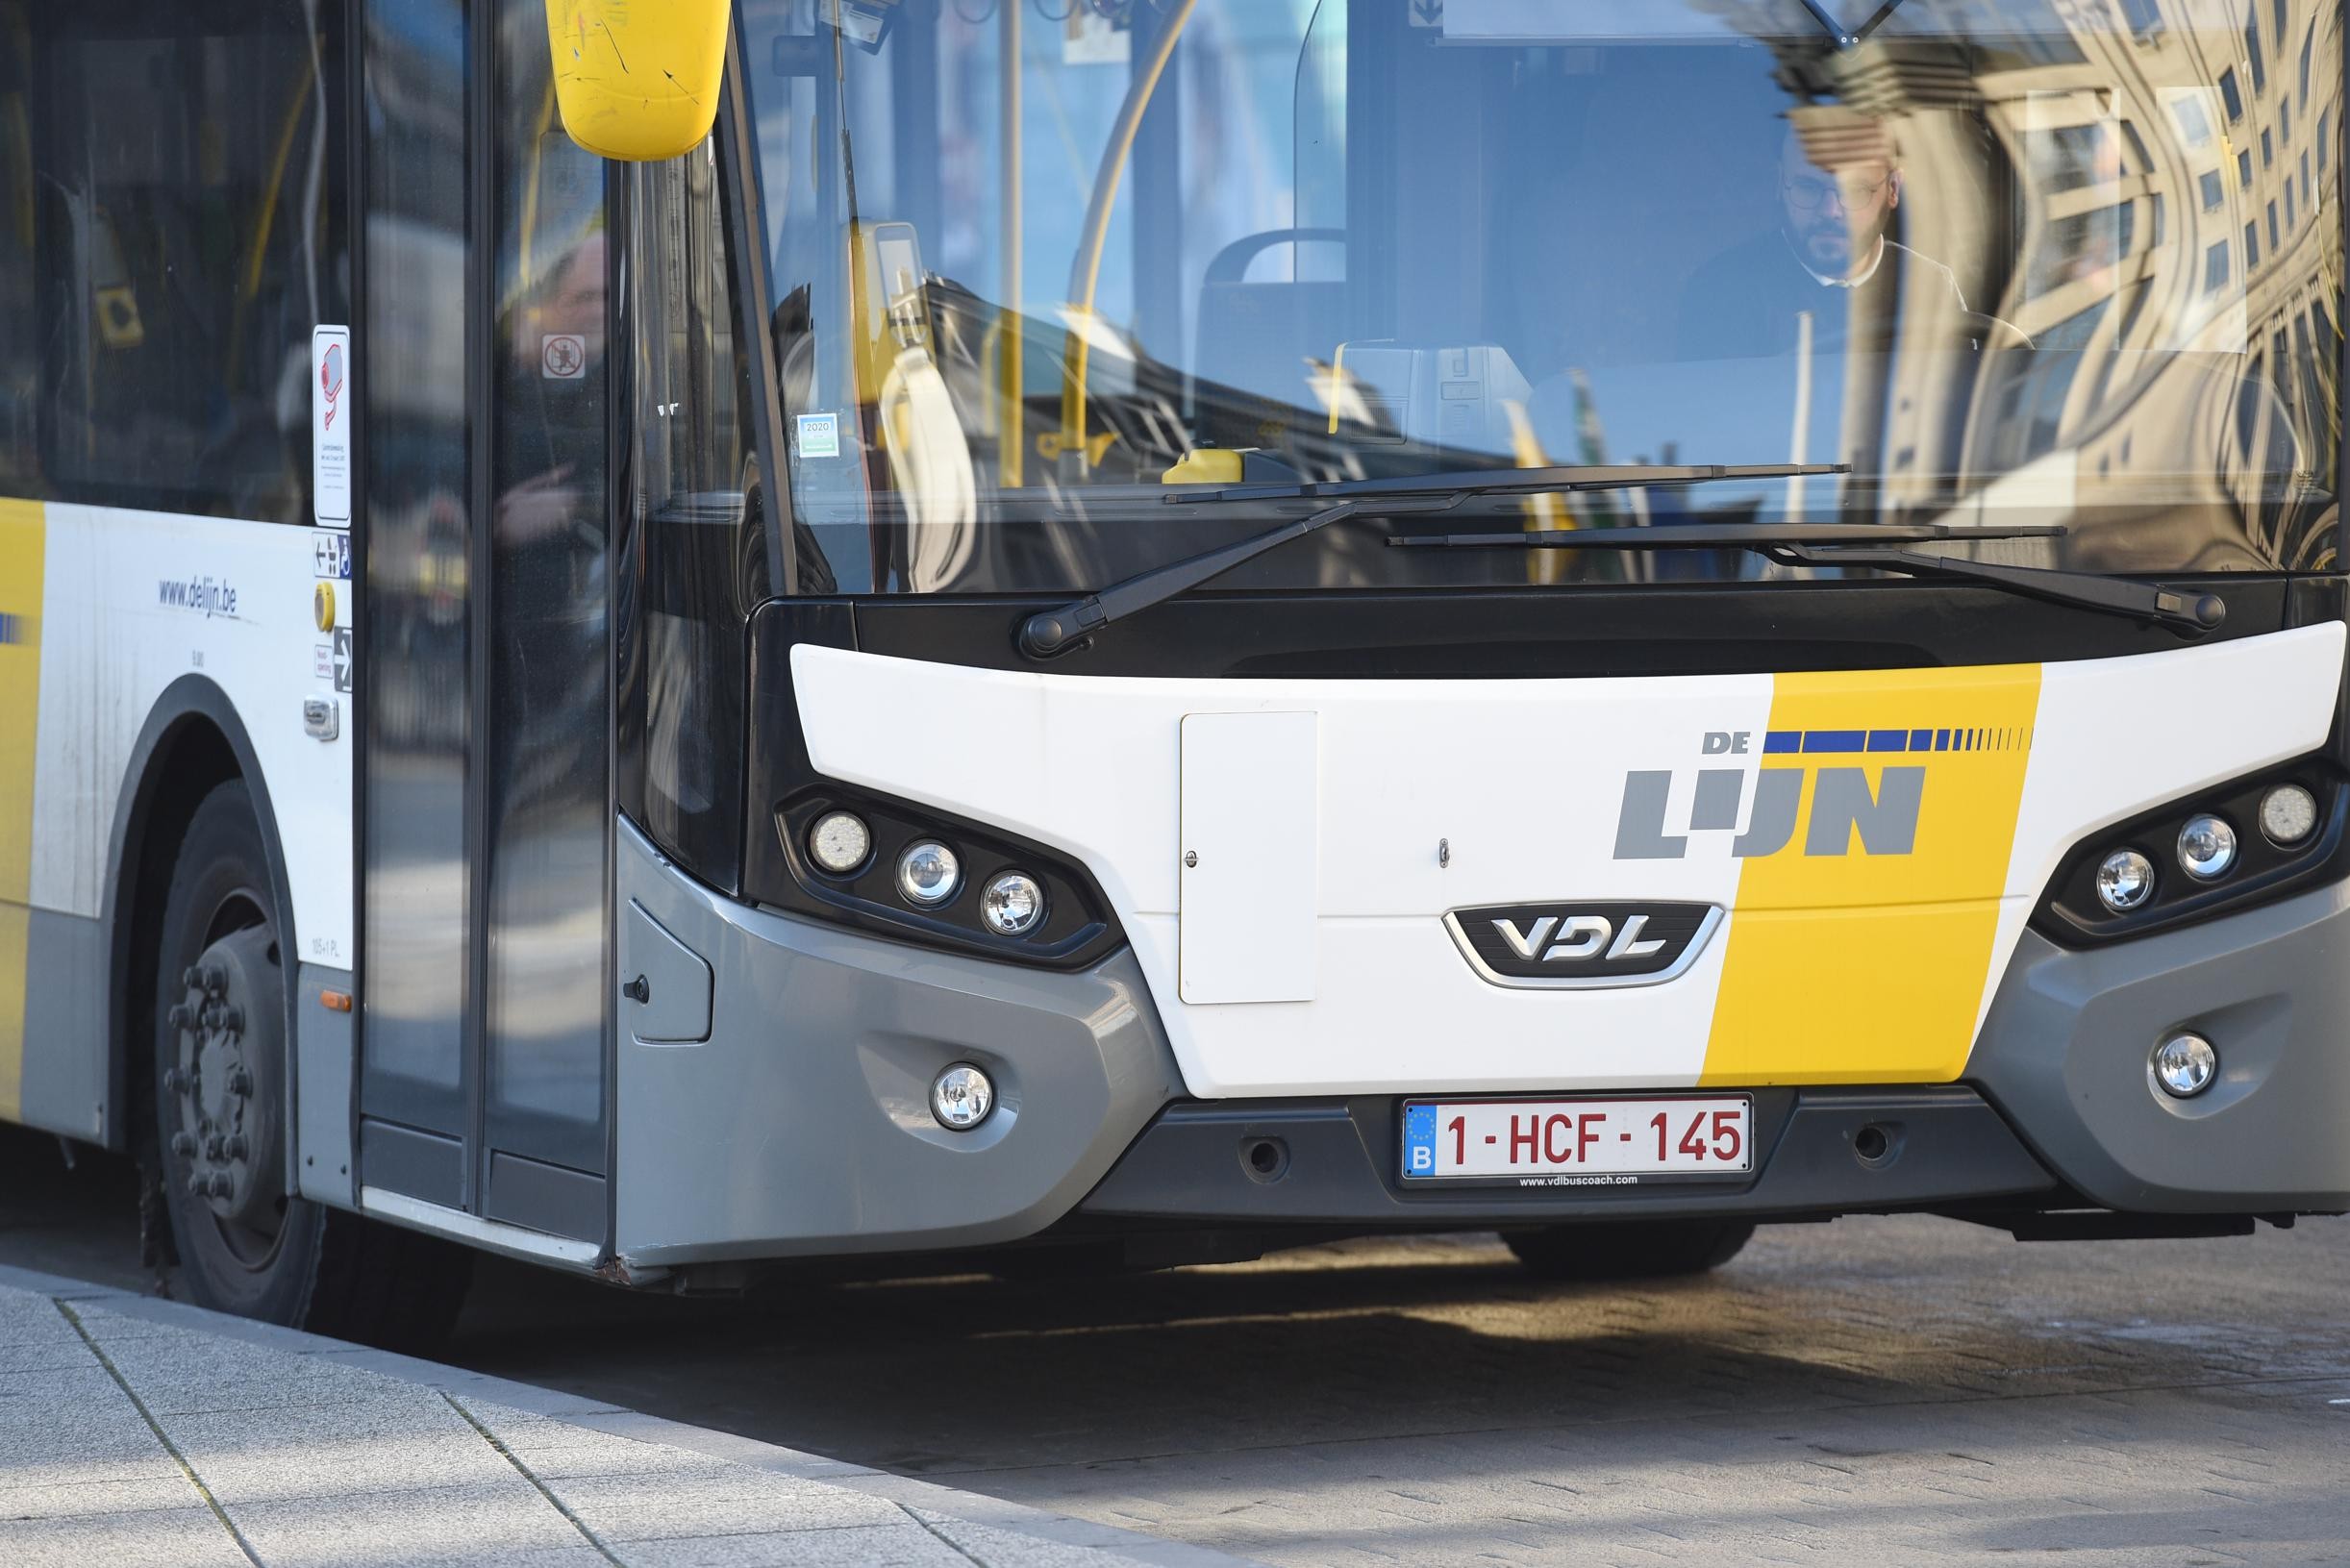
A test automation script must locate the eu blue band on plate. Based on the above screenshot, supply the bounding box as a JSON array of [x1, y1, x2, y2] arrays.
[[1402, 1103, 1439, 1176]]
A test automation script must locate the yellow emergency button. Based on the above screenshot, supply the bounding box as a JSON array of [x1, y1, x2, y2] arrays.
[[313, 582, 336, 632]]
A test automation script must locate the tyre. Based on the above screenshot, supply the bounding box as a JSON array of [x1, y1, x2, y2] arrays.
[[152, 780, 472, 1349], [1505, 1219, 1755, 1282]]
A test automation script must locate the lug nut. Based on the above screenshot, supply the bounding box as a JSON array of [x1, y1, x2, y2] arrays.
[[223, 1134, 248, 1160], [169, 1132, 196, 1157], [218, 1006, 242, 1034], [167, 1003, 190, 1029], [187, 1172, 209, 1196], [162, 1067, 189, 1095], [206, 1173, 234, 1199], [226, 1070, 253, 1098], [182, 965, 201, 988]]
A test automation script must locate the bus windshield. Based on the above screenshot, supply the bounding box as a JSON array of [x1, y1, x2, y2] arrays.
[[737, 0, 2344, 596]]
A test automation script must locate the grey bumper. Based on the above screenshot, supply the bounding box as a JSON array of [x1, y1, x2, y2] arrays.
[[616, 811, 2350, 1267], [613, 822, 1185, 1267], [1970, 880, 2350, 1214]]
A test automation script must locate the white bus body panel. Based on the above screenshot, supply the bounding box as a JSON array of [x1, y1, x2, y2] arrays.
[[791, 627, 2344, 1099], [30, 502, 352, 960]]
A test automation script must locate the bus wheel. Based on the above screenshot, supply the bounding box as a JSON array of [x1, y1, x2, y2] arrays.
[[153, 780, 471, 1348], [1504, 1220, 1755, 1282]]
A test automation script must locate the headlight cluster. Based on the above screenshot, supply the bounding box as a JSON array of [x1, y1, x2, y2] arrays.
[[770, 794, 1116, 965], [2040, 767, 2341, 944]]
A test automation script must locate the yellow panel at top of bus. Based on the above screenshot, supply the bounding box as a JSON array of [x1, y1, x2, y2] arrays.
[[543, 0, 728, 163]]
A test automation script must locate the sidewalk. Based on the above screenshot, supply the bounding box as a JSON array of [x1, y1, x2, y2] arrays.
[[0, 1264, 1258, 1568]]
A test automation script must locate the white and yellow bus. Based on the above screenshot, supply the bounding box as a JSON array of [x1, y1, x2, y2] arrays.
[[1, 0, 2345, 1341]]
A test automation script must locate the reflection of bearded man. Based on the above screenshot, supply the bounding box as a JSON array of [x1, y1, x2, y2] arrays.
[[1674, 119, 1973, 361], [1778, 124, 1902, 282]]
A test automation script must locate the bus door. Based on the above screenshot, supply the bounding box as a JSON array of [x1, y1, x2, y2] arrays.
[[354, 0, 613, 1248]]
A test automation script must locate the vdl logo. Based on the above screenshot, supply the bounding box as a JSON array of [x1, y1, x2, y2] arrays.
[[1612, 725, 2023, 861]]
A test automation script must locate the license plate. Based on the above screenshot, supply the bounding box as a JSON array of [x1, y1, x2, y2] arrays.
[[1401, 1096, 1754, 1182]]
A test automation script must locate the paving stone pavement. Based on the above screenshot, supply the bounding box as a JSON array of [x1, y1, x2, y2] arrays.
[[0, 1270, 1259, 1568], [881, 1222, 2350, 1568]]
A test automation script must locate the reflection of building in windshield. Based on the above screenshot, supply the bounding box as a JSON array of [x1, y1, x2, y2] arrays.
[[1818, 1, 2340, 564]]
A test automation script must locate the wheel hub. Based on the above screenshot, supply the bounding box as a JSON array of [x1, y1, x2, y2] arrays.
[[166, 926, 284, 1232]]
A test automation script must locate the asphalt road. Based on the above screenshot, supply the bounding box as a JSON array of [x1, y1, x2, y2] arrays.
[[7, 1125, 2347, 1567]]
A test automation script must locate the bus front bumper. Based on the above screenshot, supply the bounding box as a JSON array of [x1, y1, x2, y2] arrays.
[[617, 818, 2350, 1270], [1082, 880, 2350, 1229]]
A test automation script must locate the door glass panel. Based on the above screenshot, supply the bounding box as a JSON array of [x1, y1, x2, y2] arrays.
[[361, 0, 470, 1132], [629, 138, 761, 888], [484, 0, 608, 1174]]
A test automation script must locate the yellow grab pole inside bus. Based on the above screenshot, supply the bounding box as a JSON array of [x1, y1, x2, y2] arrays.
[[1060, 0, 1196, 478], [999, 0, 1024, 488]]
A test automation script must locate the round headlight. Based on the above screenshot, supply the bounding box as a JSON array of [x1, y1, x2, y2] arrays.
[[931, 1062, 995, 1130], [2095, 849, 2156, 912], [2259, 784, 2317, 846], [2151, 1033, 2217, 1098], [895, 840, 962, 907], [980, 871, 1046, 936], [807, 810, 872, 875], [2177, 814, 2238, 881]]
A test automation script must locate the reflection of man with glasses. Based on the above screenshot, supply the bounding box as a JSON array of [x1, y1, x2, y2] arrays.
[[1675, 122, 1971, 361]]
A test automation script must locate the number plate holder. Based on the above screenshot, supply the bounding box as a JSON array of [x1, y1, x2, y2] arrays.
[[1400, 1096, 1755, 1184]]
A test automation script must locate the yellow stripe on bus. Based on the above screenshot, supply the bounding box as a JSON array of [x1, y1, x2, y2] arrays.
[[1700, 662, 2042, 1087], [0, 497, 42, 1122]]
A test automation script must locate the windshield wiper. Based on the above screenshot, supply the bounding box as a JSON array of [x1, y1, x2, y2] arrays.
[[1014, 462, 1843, 658], [1765, 541, 2227, 633], [1394, 525, 2226, 635]]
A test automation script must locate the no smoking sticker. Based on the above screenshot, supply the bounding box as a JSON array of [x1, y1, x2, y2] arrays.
[[541, 334, 587, 380]]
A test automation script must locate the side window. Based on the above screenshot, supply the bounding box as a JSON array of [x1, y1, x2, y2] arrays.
[[33, 1, 341, 522], [625, 141, 764, 888], [0, 5, 37, 495]]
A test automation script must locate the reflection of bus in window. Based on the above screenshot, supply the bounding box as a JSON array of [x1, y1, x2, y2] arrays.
[[1, 0, 2347, 1340]]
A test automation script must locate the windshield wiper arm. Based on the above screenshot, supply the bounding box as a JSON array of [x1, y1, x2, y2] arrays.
[[1391, 523, 2224, 635], [1016, 463, 1842, 658], [1388, 519, 2061, 550], [1765, 541, 2227, 634]]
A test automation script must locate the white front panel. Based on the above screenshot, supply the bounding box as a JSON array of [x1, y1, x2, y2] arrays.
[[791, 630, 2342, 1100], [29, 505, 353, 968], [793, 645, 1766, 1096], [1180, 711, 1319, 1004]]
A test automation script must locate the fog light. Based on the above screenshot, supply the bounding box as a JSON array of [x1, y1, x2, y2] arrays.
[[896, 840, 961, 907], [2177, 814, 2238, 881], [2095, 849, 2156, 912], [980, 871, 1046, 936], [2152, 1033, 2217, 1098], [2260, 784, 2317, 846], [808, 811, 872, 875], [931, 1063, 995, 1129]]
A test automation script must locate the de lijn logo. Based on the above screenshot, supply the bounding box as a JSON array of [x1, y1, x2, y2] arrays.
[[1609, 725, 2016, 861]]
